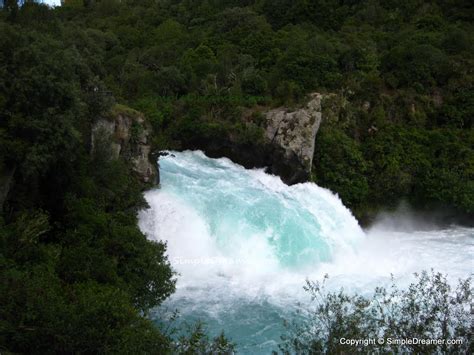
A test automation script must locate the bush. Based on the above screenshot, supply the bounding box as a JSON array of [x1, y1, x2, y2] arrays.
[[279, 271, 472, 354], [173, 322, 236, 355]]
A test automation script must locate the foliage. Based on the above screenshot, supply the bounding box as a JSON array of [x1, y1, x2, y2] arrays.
[[279, 271, 472, 354], [174, 322, 236, 354], [313, 127, 369, 210], [0, 3, 178, 352], [315, 119, 474, 221]]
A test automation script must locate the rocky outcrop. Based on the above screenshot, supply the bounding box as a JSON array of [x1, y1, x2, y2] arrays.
[[92, 105, 158, 184], [182, 93, 322, 185], [264, 93, 322, 183]]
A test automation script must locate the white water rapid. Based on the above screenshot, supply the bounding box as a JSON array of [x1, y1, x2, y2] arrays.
[[138, 150, 473, 353]]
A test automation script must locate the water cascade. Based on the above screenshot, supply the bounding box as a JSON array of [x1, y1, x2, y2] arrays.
[[139, 151, 473, 353]]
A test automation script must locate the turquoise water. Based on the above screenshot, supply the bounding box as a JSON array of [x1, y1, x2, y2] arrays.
[[139, 151, 474, 353]]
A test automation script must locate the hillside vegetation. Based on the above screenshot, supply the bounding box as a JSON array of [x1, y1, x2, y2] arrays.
[[14, 0, 471, 220]]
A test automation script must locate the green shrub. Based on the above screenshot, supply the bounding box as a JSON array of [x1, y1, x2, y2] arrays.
[[279, 271, 472, 354]]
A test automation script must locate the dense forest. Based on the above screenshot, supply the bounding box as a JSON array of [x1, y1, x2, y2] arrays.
[[0, 0, 473, 353], [3, 0, 470, 221]]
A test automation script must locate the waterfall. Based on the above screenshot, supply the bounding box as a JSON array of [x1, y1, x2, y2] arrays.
[[139, 150, 364, 282], [138, 150, 473, 354]]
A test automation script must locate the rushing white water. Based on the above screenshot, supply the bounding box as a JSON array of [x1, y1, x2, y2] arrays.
[[138, 150, 474, 353]]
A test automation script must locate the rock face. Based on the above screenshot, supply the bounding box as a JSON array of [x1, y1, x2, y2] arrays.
[[264, 93, 322, 184], [183, 93, 322, 185], [92, 106, 158, 184]]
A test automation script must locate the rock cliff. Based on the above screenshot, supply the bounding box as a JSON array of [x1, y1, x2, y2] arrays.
[[92, 105, 158, 184]]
